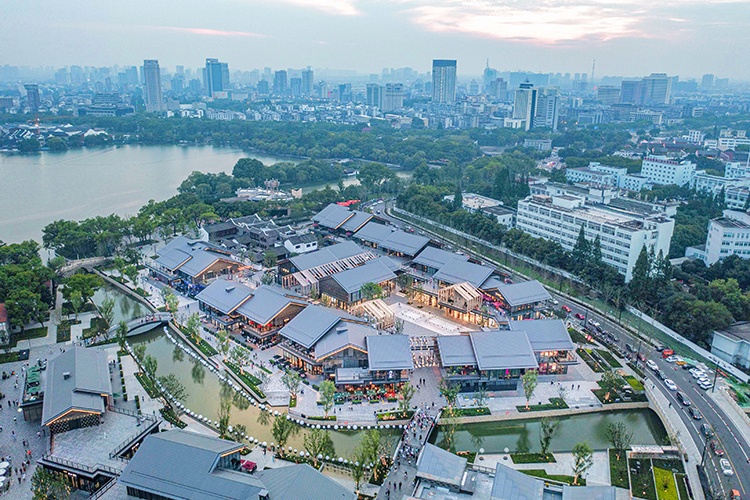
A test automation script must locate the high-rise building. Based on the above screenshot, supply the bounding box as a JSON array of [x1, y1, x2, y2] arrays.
[[382, 83, 404, 112], [597, 85, 620, 105], [619, 79, 643, 104], [301, 68, 314, 96], [468, 80, 479, 95], [483, 64, 498, 92], [701, 74, 715, 89], [290, 77, 302, 98], [142, 60, 165, 112], [641, 73, 671, 105], [366, 83, 383, 108], [171, 75, 185, 92], [533, 87, 559, 132], [512, 82, 537, 131], [431, 59, 457, 103], [273, 70, 287, 96], [203, 58, 230, 97], [488, 78, 508, 100], [24, 84, 40, 112], [257, 80, 269, 95]]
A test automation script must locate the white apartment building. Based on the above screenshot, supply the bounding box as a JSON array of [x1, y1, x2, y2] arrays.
[[640, 155, 696, 186], [516, 195, 674, 281], [565, 167, 619, 187], [621, 174, 651, 192], [686, 210, 750, 265], [686, 130, 705, 144], [717, 129, 750, 151], [725, 186, 750, 210], [725, 162, 750, 179], [691, 171, 749, 197]]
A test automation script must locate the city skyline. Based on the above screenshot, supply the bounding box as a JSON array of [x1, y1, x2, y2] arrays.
[[1, 0, 749, 80]]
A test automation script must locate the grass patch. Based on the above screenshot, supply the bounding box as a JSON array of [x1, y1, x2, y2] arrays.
[[224, 360, 266, 399], [260, 365, 272, 374], [624, 375, 645, 392], [82, 317, 109, 339], [440, 407, 491, 417], [180, 328, 219, 357], [517, 398, 569, 412], [289, 396, 297, 408], [134, 287, 150, 298], [521, 469, 585, 486], [8, 326, 48, 347], [577, 348, 605, 373], [569, 328, 593, 345], [653, 467, 679, 500], [675, 474, 689, 500], [160, 406, 188, 428], [0, 352, 21, 364], [652, 458, 684, 474], [609, 449, 630, 489], [135, 372, 160, 398], [377, 410, 414, 421], [511, 453, 556, 464], [630, 458, 657, 500], [595, 348, 623, 368]]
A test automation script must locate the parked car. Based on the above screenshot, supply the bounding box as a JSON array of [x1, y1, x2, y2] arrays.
[[691, 369, 705, 379], [552, 299, 559, 305], [646, 360, 658, 371], [664, 379, 677, 391], [575, 313, 585, 320], [720, 458, 733, 476], [675, 392, 691, 406], [710, 439, 723, 455], [688, 406, 702, 419], [682, 363, 695, 370], [701, 423, 714, 438]]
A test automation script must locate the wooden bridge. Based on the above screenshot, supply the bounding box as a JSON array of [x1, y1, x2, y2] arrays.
[[108, 312, 172, 337]]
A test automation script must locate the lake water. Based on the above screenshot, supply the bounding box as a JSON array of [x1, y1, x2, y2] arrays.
[[0, 145, 292, 244]]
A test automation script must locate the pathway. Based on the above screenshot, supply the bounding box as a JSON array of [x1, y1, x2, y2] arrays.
[[478, 451, 611, 486]]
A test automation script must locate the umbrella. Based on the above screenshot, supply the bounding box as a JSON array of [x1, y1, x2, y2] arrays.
[[0, 462, 8, 468], [0, 469, 6, 476]]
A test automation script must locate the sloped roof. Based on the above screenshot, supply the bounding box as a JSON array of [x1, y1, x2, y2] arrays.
[[366, 334, 414, 371], [434, 259, 495, 288], [490, 462, 545, 500], [354, 221, 394, 244], [42, 347, 112, 426], [312, 203, 354, 229], [315, 321, 373, 359], [235, 285, 307, 326], [416, 443, 467, 488], [256, 463, 356, 500], [155, 236, 236, 277], [495, 281, 551, 307], [378, 231, 430, 256], [330, 259, 397, 294], [340, 211, 373, 232], [196, 279, 253, 314], [279, 305, 361, 349], [412, 246, 469, 270], [436, 335, 477, 367], [288, 241, 365, 271], [470, 331, 538, 370], [509, 320, 575, 352]]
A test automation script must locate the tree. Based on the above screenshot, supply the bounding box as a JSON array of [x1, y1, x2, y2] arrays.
[[261, 272, 275, 285], [395, 274, 414, 295], [163, 288, 179, 313], [629, 246, 652, 304], [360, 282, 384, 301], [184, 313, 202, 343], [69, 290, 83, 320], [7, 288, 45, 332], [124, 264, 139, 285], [571, 225, 591, 273], [439, 380, 460, 408], [218, 398, 232, 438], [350, 447, 368, 493], [63, 273, 104, 303], [606, 421, 633, 460], [319, 380, 336, 417], [116, 320, 129, 350], [99, 295, 116, 330], [113, 256, 127, 279], [216, 328, 231, 360], [132, 343, 146, 364], [475, 387, 489, 407], [263, 250, 278, 269], [399, 382, 416, 412], [598, 369, 622, 402], [31, 467, 72, 500], [522, 370, 538, 409], [158, 373, 187, 402], [281, 370, 302, 401], [304, 428, 335, 466], [271, 414, 298, 454], [539, 417, 560, 458], [571, 442, 594, 485], [142, 354, 158, 379], [452, 184, 464, 211]]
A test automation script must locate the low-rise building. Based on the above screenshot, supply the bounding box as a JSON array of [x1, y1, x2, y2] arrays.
[[312, 203, 373, 233], [481, 205, 516, 227], [685, 209, 750, 265], [318, 257, 399, 308], [483, 280, 552, 320], [640, 155, 696, 187], [712, 322, 750, 370], [354, 221, 430, 258], [148, 236, 241, 291], [283, 233, 318, 254]]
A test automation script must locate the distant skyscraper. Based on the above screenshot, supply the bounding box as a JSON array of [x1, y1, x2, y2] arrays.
[[597, 85, 620, 105], [431, 59, 457, 103], [257, 80, 269, 95], [533, 87, 559, 132], [483, 63, 497, 91], [489, 78, 508, 100], [641, 73, 671, 105], [24, 84, 40, 112], [290, 77, 302, 97], [382, 83, 404, 112], [204, 58, 230, 96], [273, 70, 287, 95], [366, 84, 383, 108], [513, 82, 537, 131], [142, 60, 165, 112], [301, 68, 314, 96], [701, 74, 715, 89], [619, 79, 643, 104], [171, 74, 185, 92]]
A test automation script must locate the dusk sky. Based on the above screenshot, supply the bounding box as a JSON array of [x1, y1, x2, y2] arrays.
[[3, 0, 750, 80]]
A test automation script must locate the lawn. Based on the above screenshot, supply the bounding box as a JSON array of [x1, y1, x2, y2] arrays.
[[8, 326, 48, 347], [135, 372, 160, 398], [520, 469, 585, 486], [568, 328, 593, 345], [224, 361, 266, 399], [82, 317, 109, 339], [511, 453, 556, 464], [517, 398, 569, 412], [608, 449, 630, 489], [0, 352, 20, 364], [630, 458, 657, 500], [675, 474, 689, 500], [595, 349, 623, 368], [576, 348, 605, 373], [624, 375, 645, 392], [653, 467, 679, 500], [652, 458, 685, 474]]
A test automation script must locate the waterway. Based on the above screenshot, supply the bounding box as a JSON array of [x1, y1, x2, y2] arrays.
[[430, 408, 668, 454], [0, 145, 293, 244]]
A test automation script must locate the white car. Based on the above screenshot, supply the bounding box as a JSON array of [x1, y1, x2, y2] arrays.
[[552, 299, 559, 305], [699, 381, 714, 390], [646, 360, 658, 371], [720, 458, 734, 476], [664, 379, 677, 391], [691, 370, 705, 379], [665, 356, 677, 363]]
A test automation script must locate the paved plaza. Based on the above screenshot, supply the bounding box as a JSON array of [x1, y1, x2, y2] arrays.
[[478, 451, 611, 486]]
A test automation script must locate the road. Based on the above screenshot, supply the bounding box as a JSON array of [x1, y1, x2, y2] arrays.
[[381, 199, 750, 498]]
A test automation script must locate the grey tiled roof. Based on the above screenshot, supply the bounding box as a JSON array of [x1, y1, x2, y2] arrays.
[[312, 203, 354, 229], [434, 259, 495, 288], [42, 347, 112, 426], [366, 334, 414, 371], [155, 236, 236, 277], [288, 241, 365, 271], [416, 443, 467, 488], [279, 305, 342, 348], [354, 221, 394, 244], [378, 231, 430, 256], [495, 281, 551, 307], [195, 279, 253, 314], [314, 321, 373, 360], [436, 335, 477, 367], [508, 320, 575, 352], [256, 463, 356, 500], [490, 462, 545, 500], [412, 246, 468, 270], [330, 259, 397, 294], [235, 285, 307, 326], [470, 331, 538, 370], [340, 210, 373, 232]]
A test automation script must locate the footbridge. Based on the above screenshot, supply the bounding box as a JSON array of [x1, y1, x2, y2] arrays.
[[109, 312, 173, 337]]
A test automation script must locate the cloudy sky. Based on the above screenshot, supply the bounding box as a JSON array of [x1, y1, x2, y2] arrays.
[[2, 0, 749, 80]]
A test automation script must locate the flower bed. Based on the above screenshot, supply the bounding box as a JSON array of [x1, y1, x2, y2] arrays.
[[135, 372, 160, 398], [224, 361, 266, 399], [376, 410, 413, 421], [577, 348, 605, 373], [160, 406, 187, 428], [308, 415, 337, 421], [521, 469, 585, 486], [595, 348, 623, 368]]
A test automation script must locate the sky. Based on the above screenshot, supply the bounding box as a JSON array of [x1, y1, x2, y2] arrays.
[[2, 0, 750, 80]]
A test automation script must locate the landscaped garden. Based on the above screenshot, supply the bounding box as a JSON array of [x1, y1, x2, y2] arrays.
[[653, 467, 679, 500], [517, 398, 569, 412], [595, 348, 623, 368], [521, 469, 585, 486], [511, 452, 556, 464], [576, 347, 605, 372], [440, 407, 491, 417], [629, 458, 657, 500], [608, 449, 630, 489]]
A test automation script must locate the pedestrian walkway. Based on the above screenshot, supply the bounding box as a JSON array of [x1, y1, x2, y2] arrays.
[[478, 451, 611, 486], [705, 382, 750, 460]]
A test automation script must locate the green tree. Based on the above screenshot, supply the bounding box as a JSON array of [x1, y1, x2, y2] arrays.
[[113, 256, 127, 279], [606, 421, 633, 460], [163, 288, 179, 313], [598, 369, 622, 402], [31, 467, 72, 500], [158, 373, 187, 402], [6, 288, 45, 332], [216, 328, 231, 360], [124, 265, 139, 285], [116, 320, 129, 350], [522, 370, 538, 409], [99, 295, 116, 330], [142, 354, 158, 379], [629, 246, 652, 304], [360, 282, 384, 301], [271, 414, 298, 455], [318, 380, 336, 417], [263, 250, 278, 269], [63, 273, 104, 303], [184, 313, 202, 343], [395, 273, 414, 295], [281, 370, 302, 401], [399, 381, 416, 413], [132, 344, 147, 365], [539, 417, 560, 458], [571, 442, 594, 485], [350, 446, 368, 493], [303, 428, 335, 466], [69, 290, 83, 320], [439, 380, 460, 408], [571, 225, 591, 273], [452, 184, 464, 211]]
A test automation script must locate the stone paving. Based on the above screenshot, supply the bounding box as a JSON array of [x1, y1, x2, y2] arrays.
[[477, 451, 612, 486]]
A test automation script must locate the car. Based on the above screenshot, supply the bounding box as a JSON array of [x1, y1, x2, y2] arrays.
[[654, 344, 665, 352], [720, 458, 734, 476], [646, 360, 658, 370], [665, 355, 677, 363], [590, 320, 600, 327], [562, 305, 572, 313], [675, 359, 687, 366], [699, 382, 714, 390], [682, 363, 695, 370], [575, 313, 585, 320], [675, 392, 691, 406], [626, 343, 635, 352], [688, 406, 702, 419], [698, 377, 711, 385], [701, 423, 714, 438], [552, 299, 559, 305], [661, 349, 675, 359], [664, 379, 677, 391], [710, 439, 724, 455], [691, 369, 705, 379]]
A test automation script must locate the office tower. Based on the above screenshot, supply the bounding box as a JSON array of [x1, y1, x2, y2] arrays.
[[171, 74, 185, 92], [54, 68, 69, 85], [70, 65, 84, 84], [468, 80, 479, 95], [124, 66, 139, 86], [620, 79, 643, 104], [257, 80, 269, 95], [483, 63, 498, 91], [273, 70, 287, 95], [204, 58, 230, 96], [488, 78, 508, 100], [24, 84, 40, 112], [176, 65, 184, 75], [338, 83, 352, 103], [533, 87, 559, 132], [597, 85, 621, 105], [301, 68, 314, 96], [431, 59, 457, 103], [290, 77, 302, 97], [641, 73, 671, 104], [701, 74, 715, 89], [513, 82, 537, 131], [143, 60, 165, 112], [382, 83, 404, 112], [366, 84, 383, 108]]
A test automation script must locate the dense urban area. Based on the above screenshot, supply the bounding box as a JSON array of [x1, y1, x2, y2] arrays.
[[1, 57, 750, 500]]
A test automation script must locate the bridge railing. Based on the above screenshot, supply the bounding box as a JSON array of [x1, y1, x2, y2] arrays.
[[108, 313, 172, 335]]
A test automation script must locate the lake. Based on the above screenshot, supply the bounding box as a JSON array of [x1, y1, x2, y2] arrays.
[[0, 145, 293, 244]]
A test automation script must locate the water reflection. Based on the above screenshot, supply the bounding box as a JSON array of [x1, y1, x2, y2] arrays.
[[191, 358, 206, 384], [172, 345, 185, 363]]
